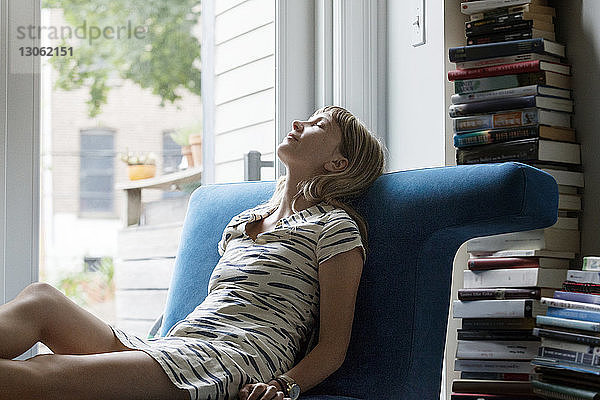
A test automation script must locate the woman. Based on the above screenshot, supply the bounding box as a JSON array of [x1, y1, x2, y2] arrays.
[[0, 106, 384, 400]]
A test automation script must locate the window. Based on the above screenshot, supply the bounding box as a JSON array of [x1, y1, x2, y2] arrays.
[[162, 130, 181, 174], [79, 128, 115, 215]]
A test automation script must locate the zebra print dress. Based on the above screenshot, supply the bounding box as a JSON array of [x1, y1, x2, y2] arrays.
[[111, 202, 364, 400]]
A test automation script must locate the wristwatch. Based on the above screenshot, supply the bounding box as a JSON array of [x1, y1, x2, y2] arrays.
[[276, 374, 301, 400]]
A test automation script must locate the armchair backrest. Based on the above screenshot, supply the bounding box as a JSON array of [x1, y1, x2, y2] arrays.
[[160, 162, 558, 399]]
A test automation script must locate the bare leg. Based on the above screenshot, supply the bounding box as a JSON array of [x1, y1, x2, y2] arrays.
[[0, 282, 127, 359], [0, 351, 189, 400]]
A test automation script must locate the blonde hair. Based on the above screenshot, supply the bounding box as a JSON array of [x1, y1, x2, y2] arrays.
[[269, 105, 385, 244]]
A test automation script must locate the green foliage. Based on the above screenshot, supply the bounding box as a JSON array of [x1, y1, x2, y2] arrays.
[[43, 0, 201, 117], [57, 257, 115, 306], [170, 121, 202, 146]]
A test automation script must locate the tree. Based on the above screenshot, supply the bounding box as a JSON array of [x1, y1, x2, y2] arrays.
[[43, 0, 201, 117]]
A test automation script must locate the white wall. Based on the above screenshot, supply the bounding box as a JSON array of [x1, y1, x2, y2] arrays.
[[553, 1, 600, 257], [386, 0, 446, 171]]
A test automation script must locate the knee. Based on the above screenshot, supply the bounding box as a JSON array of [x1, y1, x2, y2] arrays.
[[15, 283, 64, 317]]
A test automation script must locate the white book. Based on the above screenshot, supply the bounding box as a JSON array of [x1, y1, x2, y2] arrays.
[[464, 268, 567, 289], [551, 216, 579, 231], [558, 185, 578, 195], [456, 54, 560, 70], [541, 297, 600, 312], [538, 139, 580, 164], [453, 299, 547, 318], [460, 0, 532, 15], [541, 168, 584, 188], [454, 359, 535, 373], [583, 257, 600, 271], [567, 270, 600, 284], [558, 193, 582, 211], [541, 338, 600, 355], [469, 249, 576, 259], [466, 228, 580, 253], [456, 340, 539, 360]]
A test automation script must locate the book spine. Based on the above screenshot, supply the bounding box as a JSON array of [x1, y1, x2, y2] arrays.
[[536, 315, 600, 332], [457, 138, 539, 165], [455, 359, 535, 373], [466, 19, 533, 36], [468, 257, 541, 269], [461, 0, 531, 15], [467, 30, 533, 46], [541, 297, 600, 312], [449, 61, 540, 81], [583, 257, 600, 271], [563, 282, 600, 295], [460, 371, 531, 381], [469, 6, 529, 22], [538, 346, 600, 366], [463, 318, 536, 330], [547, 306, 600, 323], [453, 299, 533, 318], [454, 72, 544, 94], [451, 85, 539, 104], [449, 38, 544, 63], [457, 340, 539, 359], [465, 11, 524, 30], [568, 270, 600, 284], [459, 288, 541, 300], [449, 96, 537, 118], [458, 330, 538, 341], [554, 291, 600, 305], [454, 109, 539, 132], [533, 328, 600, 346], [532, 379, 600, 400]]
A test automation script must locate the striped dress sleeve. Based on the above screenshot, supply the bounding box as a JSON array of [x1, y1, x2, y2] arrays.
[[315, 210, 365, 265]]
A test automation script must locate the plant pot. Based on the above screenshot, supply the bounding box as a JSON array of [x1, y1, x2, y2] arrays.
[[189, 134, 202, 168], [128, 164, 156, 180], [181, 145, 194, 168]]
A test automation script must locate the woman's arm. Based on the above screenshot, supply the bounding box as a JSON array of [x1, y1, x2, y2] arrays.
[[239, 246, 364, 400], [282, 246, 364, 391]]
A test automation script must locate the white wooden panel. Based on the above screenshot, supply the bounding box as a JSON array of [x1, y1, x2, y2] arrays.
[[215, 23, 274, 74], [117, 224, 183, 260], [215, 0, 274, 44], [115, 258, 174, 290], [115, 319, 155, 338], [214, 155, 275, 183], [215, 56, 275, 105], [215, 120, 275, 163], [215, 0, 247, 15], [215, 88, 274, 134], [115, 289, 168, 320]]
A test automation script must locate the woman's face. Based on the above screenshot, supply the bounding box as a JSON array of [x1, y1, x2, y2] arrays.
[[277, 111, 348, 176]]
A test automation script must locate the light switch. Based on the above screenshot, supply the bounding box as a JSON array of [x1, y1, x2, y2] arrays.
[[411, 0, 426, 47]]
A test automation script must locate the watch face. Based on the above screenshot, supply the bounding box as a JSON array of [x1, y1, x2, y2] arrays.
[[289, 384, 301, 400]]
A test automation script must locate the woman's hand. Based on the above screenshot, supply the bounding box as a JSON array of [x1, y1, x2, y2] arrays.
[[238, 381, 290, 400]]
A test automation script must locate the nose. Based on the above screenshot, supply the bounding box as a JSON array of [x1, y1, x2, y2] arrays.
[[292, 120, 304, 132]]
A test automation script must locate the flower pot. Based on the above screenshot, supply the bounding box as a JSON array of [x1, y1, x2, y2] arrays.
[[128, 164, 156, 180], [189, 134, 202, 168], [181, 145, 194, 168]]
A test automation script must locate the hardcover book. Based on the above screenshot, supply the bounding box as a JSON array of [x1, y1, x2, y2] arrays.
[[456, 340, 540, 359], [453, 299, 547, 318], [461, 0, 533, 15], [470, 249, 575, 259], [554, 291, 600, 305], [584, 257, 600, 271], [534, 327, 600, 346], [532, 379, 600, 399], [452, 379, 535, 394], [449, 95, 573, 117], [456, 53, 560, 70], [453, 125, 575, 148], [454, 359, 535, 373], [463, 268, 567, 289], [466, 228, 580, 253], [449, 38, 565, 63], [539, 168, 584, 187], [537, 315, 600, 333], [567, 270, 600, 285], [458, 287, 556, 300], [456, 138, 581, 166], [467, 29, 554, 46], [469, 6, 531, 22], [454, 71, 570, 94], [448, 60, 571, 81], [463, 317, 537, 330], [468, 257, 570, 270], [453, 108, 571, 132], [466, 10, 554, 30], [546, 306, 600, 323], [452, 84, 571, 105], [541, 296, 600, 313], [458, 329, 539, 341]]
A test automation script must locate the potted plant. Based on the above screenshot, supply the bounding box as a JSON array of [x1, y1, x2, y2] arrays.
[[120, 150, 157, 180]]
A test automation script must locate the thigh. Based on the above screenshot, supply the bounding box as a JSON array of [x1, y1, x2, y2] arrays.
[[21, 283, 127, 354], [21, 351, 189, 400]]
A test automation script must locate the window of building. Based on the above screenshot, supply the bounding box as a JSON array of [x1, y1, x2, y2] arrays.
[[79, 128, 115, 215]]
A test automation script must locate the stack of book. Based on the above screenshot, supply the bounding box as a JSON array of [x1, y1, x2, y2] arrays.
[[530, 256, 600, 399], [447, 1, 582, 399]]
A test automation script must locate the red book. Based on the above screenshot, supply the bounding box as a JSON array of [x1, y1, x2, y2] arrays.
[[448, 60, 571, 81], [468, 257, 569, 270]]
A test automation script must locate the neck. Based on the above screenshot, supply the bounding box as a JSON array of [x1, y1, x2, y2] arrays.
[[272, 171, 314, 221]]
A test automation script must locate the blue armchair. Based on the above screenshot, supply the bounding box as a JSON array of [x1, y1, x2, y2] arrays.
[[158, 162, 558, 399]]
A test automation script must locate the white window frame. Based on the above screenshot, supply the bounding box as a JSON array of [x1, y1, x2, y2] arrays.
[[1, 0, 41, 359]]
